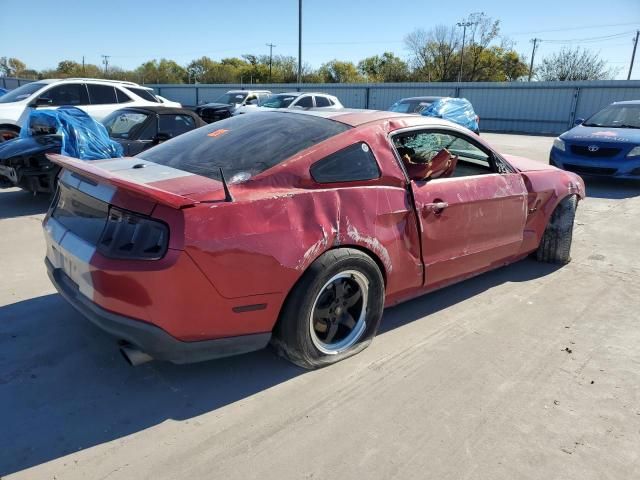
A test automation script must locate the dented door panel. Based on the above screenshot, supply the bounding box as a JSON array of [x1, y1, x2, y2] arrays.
[[412, 173, 528, 289]]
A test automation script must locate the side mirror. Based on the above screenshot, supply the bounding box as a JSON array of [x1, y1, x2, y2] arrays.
[[152, 132, 171, 145], [574, 118, 585, 126], [31, 97, 52, 108]]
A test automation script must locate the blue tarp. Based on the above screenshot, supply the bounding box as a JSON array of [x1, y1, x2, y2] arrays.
[[421, 97, 479, 133], [20, 106, 123, 159]]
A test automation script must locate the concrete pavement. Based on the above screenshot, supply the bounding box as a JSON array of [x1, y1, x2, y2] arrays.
[[1, 134, 639, 479]]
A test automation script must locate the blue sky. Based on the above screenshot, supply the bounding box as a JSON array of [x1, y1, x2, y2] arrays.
[[1, 0, 639, 79]]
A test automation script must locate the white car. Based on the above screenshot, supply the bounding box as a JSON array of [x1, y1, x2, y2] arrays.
[[195, 90, 272, 123], [0, 78, 181, 142], [235, 92, 344, 115]]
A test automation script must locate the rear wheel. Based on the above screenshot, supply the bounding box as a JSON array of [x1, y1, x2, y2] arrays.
[[536, 195, 577, 264], [272, 248, 384, 369]]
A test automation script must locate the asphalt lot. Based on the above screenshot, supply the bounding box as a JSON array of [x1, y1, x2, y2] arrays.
[[1, 133, 639, 479]]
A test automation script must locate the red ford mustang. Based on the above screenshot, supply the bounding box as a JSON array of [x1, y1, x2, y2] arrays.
[[43, 110, 585, 369]]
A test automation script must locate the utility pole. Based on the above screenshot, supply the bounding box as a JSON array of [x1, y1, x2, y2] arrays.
[[266, 43, 276, 82], [297, 0, 302, 85], [101, 54, 110, 76], [456, 20, 475, 83], [528, 38, 541, 81], [82, 56, 85, 76], [628, 30, 639, 80]]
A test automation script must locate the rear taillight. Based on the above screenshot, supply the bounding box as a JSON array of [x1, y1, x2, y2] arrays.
[[97, 207, 169, 260]]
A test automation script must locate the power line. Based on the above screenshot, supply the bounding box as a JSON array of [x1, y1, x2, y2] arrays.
[[506, 21, 640, 36], [542, 31, 636, 44]]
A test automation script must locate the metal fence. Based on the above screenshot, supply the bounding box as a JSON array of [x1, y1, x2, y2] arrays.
[[0, 77, 36, 90], [3, 77, 640, 135], [149, 80, 640, 135]]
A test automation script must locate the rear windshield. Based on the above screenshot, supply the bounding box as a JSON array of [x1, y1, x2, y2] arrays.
[[137, 111, 350, 182]]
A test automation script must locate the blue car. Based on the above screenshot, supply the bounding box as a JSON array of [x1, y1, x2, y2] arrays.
[[550, 101, 640, 179]]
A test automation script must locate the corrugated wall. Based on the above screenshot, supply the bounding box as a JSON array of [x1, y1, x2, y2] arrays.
[[0, 77, 34, 90], [149, 80, 640, 135], [3, 78, 639, 135]]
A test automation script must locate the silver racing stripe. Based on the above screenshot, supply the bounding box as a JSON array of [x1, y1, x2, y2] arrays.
[[44, 217, 96, 300], [91, 158, 193, 184]]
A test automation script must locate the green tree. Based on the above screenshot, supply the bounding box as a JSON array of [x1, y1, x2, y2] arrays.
[[0, 57, 27, 77], [536, 47, 616, 81], [135, 59, 186, 84], [318, 60, 363, 83], [358, 52, 410, 82]]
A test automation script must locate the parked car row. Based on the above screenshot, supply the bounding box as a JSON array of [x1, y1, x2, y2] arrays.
[[0, 105, 204, 193], [0, 78, 181, 142]]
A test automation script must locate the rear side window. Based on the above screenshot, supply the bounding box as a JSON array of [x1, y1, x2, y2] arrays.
[[138, 111, 350, 183], [315, 96, 330, 107], [311, 142, 380, 184], [116, 88, 132, 103], [295, 96, 313, 108], [126, 87, 160, 103], [159, 114, 196, 137], [88, 84, 117, 105]]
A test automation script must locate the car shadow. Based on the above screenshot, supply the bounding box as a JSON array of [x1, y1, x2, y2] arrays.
[[0, 258, 560, 475], [582, 177, 640, 200], [0, 188, 51, 220]]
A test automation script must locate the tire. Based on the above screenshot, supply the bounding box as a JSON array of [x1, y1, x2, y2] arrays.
[[272, 248, 385, 369], [536, 195, 577, 264]]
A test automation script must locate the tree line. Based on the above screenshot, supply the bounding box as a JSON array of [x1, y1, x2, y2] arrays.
[[0, 13, 616, 84]]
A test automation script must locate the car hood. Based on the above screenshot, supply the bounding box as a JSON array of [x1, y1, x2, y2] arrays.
[[0, 135, 61, 162], [560, 125, 640, 144], [198, 102, 234, 110], [502, 154, 557, 172]]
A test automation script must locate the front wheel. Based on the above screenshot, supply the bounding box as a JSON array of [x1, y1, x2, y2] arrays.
[[536, 195, 577, 264], [272, 248, 385, 369]]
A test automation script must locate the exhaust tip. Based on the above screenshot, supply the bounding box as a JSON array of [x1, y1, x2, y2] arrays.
[[120, 345, 153, 367]]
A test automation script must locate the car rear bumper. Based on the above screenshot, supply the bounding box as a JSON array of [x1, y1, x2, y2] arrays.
[[550, 147, 640, 179], [46, 258, 271, 364]]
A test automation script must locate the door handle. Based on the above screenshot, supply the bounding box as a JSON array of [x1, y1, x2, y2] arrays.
[[423, 201, 449, 214]]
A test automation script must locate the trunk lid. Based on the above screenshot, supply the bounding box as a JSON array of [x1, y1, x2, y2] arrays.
[[47, 154, 225, 209]]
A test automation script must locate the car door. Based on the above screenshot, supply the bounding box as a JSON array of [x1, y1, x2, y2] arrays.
[[84, 84, 120, 121], [32, 83, 89, 113], [391, 128, 528, 289]]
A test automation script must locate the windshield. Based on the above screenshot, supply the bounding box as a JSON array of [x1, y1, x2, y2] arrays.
[[138, 111, 350, 183], [260, 94, 298, 108], [0, 82, 47, 103], [390, 100, 433, 114], [583, 104, 640, 128], [102, 110, 150, 139], [214, 92, 247, 105]]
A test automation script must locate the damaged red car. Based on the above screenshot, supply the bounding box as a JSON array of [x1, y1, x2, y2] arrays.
[[43, 110, 585, 369]]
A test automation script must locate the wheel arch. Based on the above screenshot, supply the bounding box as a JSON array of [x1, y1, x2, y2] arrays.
[[272, 244, 388, 333]]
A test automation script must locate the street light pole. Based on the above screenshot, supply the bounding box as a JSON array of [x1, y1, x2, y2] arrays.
[[297, 0, 302, 85], [456, 21, 474, 83], [266, 43, 276, 82]]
